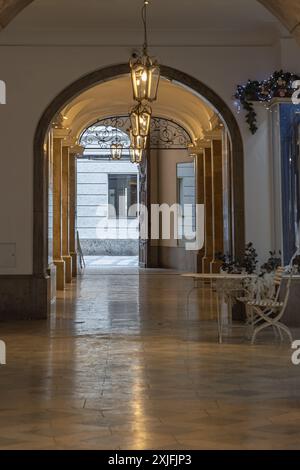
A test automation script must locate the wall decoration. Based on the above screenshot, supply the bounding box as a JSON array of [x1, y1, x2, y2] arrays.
[[235, 70, 300, 134]]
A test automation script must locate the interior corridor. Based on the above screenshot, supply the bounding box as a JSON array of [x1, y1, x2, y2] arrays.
[[0, 272, 299, 450]]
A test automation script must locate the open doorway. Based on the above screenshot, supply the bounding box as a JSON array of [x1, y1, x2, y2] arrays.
[[77, 120, 139, 269]]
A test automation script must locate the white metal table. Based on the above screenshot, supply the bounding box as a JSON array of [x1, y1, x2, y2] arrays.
[[182, 273, 257, 343]]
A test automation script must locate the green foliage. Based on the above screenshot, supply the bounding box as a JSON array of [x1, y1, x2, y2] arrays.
[[216, 243, 258, 275], [235, 70, 300, 134], [261, 251, 282, 274]]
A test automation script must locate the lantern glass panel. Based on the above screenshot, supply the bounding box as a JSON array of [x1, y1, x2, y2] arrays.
[[130, 147, 143, 164], [111, 143, 123, 160], [130, 105, 151, 138], [131, 63, 149, 102], [147, 64, 160, 102], [130, 130, 147, 150], [130, 110, 139, 137], [139, 109, 151, 137]]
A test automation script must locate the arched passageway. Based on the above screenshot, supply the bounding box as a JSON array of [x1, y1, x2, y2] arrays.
[[1, 0, 300, 453], [34, 64, 244, 301]]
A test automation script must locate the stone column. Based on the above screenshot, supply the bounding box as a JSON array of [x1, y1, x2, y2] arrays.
[[222, 129, 232, 255], [52, 135, 65, 290], [69, 145, 84, 277], [210, 134, 224, 273], [200, 139, 214, 273], [69, 151, 77, 277], [188, 145, 205, 273], [47, 129, 57, 301], [62, 145, 72, 283]]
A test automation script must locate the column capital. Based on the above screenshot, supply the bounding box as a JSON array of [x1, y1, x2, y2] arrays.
[[203, 130, 222, 141], [70, 145, 85, 157], [194, 137, 212, 150], [52, 113, 70, 139], [53, 127, 70, 140], [62, 135, 77, 148], [210, 114, 224, 131], [188, 144, 203, 157], [52, 112, 68, 128]]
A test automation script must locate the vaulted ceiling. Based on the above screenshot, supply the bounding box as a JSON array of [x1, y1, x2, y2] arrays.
[[0, 0, 299, 44], [60, 75, 215, 144], [259, 0, 300, 37]]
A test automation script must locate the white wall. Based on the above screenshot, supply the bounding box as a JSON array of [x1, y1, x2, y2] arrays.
[[157, 149, 194, 248], [0, 39, 299, 273], [77, 159, 138, 241], [243, 105, 274, 262]]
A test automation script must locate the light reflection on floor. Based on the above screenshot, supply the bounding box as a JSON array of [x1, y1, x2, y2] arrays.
[[84, 256, 139, 268], [0, 271, 299, 450]]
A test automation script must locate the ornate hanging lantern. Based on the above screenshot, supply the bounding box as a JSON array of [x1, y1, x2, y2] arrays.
[[129, 129, 147, 165], [110, 122, 123, 160], [110, 142, 123, 160], [130, 102, 152, 138], [130, 0, 160, 103], [130, 147, 143, 164], [129, 129, 147, 149]]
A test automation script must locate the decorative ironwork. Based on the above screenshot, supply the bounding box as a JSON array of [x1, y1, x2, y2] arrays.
[[80, 116, 192, 159], [80, 120, 131, 150], [150, 117, 191, 149]]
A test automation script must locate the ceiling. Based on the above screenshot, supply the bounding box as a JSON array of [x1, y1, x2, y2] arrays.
[[60, 75, 216, 143], [0, 0, 288, 45]]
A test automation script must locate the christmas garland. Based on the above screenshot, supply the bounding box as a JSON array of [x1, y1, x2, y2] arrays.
[[235, 70, 300, 134]]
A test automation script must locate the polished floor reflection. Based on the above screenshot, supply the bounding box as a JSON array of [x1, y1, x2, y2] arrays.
[[0, 270, 300, 450], [84, 256, 139, 268]]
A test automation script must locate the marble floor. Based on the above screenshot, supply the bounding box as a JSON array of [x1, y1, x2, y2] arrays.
[[0, 270, 300, 450]]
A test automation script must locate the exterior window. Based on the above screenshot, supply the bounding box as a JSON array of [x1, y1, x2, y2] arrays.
[[271, 103, 300, 264], [177, 163, 196, 243], [108, 174, 138, 218]]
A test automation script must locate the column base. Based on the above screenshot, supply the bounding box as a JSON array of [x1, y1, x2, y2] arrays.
[[202, 256, 213, 273], [196, 251, 205, 273], [63, 255, 73, 283], [48, 263, 57, 302], [210, 260, 222, 274], [0, 274, 51, 320], [70, 252, 77, 277], [54, 259, 65, 290]]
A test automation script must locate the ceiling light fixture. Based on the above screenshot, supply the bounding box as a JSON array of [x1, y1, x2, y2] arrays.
[[110, 141, 123, 160], [130, 0, 160, 103], [129, 129, 147, 163], [129, 0, 159, 164], [129, 129, 148, 151], [130, 102, 152, 139], [130, 147, 143, 164], [110, 121, 123, 160]]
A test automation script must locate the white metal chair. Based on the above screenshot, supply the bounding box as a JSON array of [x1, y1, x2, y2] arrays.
[[237, 267, 284, 331], [247, 271, 293, 344]]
